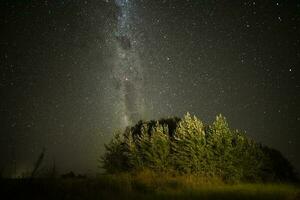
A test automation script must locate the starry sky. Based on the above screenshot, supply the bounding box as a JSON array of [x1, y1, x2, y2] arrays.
[[0, 0, 299, 175]]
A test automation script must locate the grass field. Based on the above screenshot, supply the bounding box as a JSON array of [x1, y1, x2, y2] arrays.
[[1, 171, 299, 200]]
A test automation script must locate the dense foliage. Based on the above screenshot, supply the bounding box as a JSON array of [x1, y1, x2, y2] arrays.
[[101, 113, 297, 182]]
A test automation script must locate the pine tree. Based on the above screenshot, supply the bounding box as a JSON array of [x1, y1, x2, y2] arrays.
[[101, 131, 129, 173], [206, 114, 236, 181], [172, 112, 208, 174], [145, 122, 170, 171]]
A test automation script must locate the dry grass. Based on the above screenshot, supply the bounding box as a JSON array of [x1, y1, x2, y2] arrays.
[[130, 169, 224, 192], [1, 171, 299, 200]]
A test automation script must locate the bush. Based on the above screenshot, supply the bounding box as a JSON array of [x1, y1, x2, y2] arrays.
[[100, 113, 297, 183]]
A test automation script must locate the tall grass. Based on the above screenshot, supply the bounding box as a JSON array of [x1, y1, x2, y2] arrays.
[[1, 171, 299, 200], [95, 170, 300, 199]]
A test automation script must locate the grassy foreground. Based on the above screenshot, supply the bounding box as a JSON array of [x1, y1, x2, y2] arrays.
[[1, 171, 299, 200]]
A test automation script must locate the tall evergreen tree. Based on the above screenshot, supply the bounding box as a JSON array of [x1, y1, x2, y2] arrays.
[[172, 113, 208, 174]]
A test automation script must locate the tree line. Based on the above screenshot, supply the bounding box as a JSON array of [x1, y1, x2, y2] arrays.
[[101, 113, 297, 183]]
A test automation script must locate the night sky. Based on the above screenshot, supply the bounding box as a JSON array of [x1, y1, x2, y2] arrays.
[[0, 0, 299, 175]]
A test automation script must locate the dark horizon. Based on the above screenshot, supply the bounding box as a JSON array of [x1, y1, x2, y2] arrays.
[[0, 0, 299, 176]]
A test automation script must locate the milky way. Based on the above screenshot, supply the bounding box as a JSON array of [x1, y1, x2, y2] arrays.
[[0, 0, 299, 174], [112, 0, 144, 126]]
